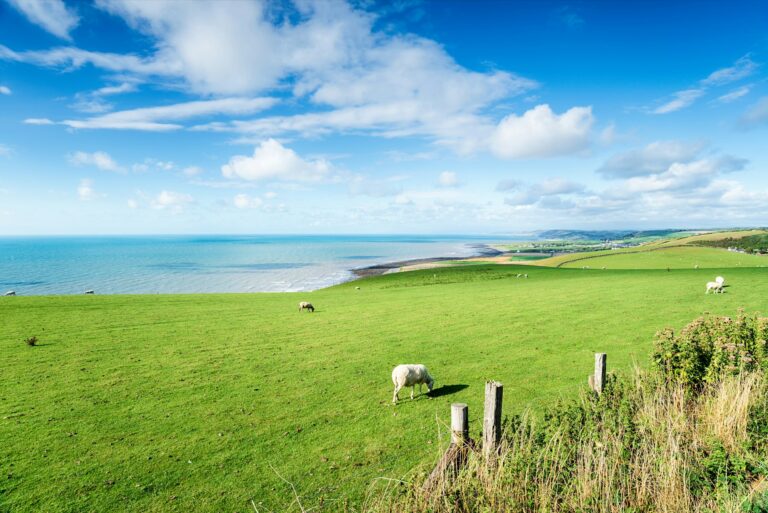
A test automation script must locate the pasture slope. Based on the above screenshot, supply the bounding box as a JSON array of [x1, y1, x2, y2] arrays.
[[2, 256, 768, 511], [534, 228, 768, 269]]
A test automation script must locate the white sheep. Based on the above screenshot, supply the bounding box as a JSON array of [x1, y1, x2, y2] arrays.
[[298, 301, 315, 312], [705, 281, 723, 294], [4, 290, 15, 296], [523, 274, 528, 278], [392, 364, 434, 403]]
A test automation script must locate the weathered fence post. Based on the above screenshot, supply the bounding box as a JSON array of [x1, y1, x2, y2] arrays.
[[483, 381, 503, 458], [592, 353, 607, 395], [451, 403, 469, 445], [423, 403, 472, 494]]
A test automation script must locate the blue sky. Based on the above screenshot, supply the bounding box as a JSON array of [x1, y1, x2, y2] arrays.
[[1, 0, 767, 235]]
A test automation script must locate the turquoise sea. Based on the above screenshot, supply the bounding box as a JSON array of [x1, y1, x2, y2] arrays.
[[0, 235, 516, 295]]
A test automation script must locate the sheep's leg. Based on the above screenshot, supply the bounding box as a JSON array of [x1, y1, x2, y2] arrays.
[[393, 385, 400, 404], [410, 386, 415, 400], [419, 383, 423, 396]]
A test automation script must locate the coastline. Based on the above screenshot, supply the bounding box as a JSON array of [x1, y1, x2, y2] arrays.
[[350, 243, 508, 278]]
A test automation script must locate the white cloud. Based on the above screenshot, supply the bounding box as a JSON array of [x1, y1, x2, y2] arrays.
[[490, 104, 594, 159], [182, 166, 204, 177], [23, 118, 55, 125], [348, 175, 404, 197], [597, 140, 706, 178], [233, 193, 263, 209], [0, 85, 11, 95], [151, 190, 193, 211], [127, 198, 138, 209], [717, 85, 751, 103], [495, 179, 522, 192], [3, 1, 536, 147], [649, 55, 758, 115], [701, 55, 758, 86], [62, 97, 277, 131], [6, 0, 79, 40], [740, 96, 768, 128], [68, 151, 122, 172], [77, 179, 95, 200], [437, 171, 459, 188], [652, 89, 705, 114], [535, 177, 584, 195], [264, 191, 277, 199], [221, 139, 331, 182]]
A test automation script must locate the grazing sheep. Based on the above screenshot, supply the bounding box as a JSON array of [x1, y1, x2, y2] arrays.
[[524, 274, 528, 278], [4, 290, 16, 296], [516, 274, 521, 278], [694, 264, 699, 270], [84, 290, 95, 295], [715, 276, 725, 285], [298, 301, 315, 312], [392, 364, 434, 403], [355, 286, 360, 290], [705, 281, 723, 294]]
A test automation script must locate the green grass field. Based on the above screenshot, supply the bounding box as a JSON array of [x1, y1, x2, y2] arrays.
[[3, 261, 768, 512]]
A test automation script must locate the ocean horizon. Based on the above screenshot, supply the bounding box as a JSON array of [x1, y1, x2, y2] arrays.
[[0, 234, 525, 295]]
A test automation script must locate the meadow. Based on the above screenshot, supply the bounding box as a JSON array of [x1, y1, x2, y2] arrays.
[[2, 246, 768, 511]]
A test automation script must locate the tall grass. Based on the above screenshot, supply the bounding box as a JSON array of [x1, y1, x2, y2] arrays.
[[364, 313, 768, 513]]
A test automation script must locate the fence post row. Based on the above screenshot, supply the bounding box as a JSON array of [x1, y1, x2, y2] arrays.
[[426, 354, 605, 494]]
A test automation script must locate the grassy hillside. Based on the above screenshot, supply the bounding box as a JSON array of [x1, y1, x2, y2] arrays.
[[559, 246, 768, 269], [3, 264, 768, 512], [533, 229, 768, 269]]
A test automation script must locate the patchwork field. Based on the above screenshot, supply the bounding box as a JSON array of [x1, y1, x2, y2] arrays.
[[3, 261, 768, 512]]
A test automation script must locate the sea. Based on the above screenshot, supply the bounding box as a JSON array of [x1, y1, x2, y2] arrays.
[[0, 235, 522, 295]]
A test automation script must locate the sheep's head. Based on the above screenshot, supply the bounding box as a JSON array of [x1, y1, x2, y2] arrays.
[[426, 375, 435, 392]]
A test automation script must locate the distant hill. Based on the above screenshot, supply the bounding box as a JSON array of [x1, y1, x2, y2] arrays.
[[536, 229, 685, 241]]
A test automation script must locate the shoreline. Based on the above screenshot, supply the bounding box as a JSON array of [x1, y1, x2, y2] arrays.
[[350, 243, 508, 278]]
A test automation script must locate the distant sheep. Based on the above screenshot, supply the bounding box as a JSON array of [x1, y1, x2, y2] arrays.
[[516, 274, 521, 278], [84, 290, 95, 295], [524, 274, 528, 278], [4, 290, 15, 296], [298, 301, 315, 312], [705, 281, 723, 294], [392, 364, 434, 403], [694, 264, 699, 270], [715, 276, 725, 285]]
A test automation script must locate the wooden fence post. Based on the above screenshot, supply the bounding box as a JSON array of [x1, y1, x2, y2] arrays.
[[483, 381, 503, 458], [451, 403, 469, 445], [593, 353, 607, 395]]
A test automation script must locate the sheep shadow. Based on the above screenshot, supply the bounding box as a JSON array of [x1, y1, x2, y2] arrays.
[[427, 384, 469, 398]]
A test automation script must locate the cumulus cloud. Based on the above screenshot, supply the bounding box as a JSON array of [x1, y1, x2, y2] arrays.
[[502, 177, 586, 207], [0, 85, 11, 95], [495, 179, 522, 192], [221, 139, 331, 182], [233, 193, 263, 209], [490, 104, 594, 159], [597, 140, 706, 178], [151, 190, 193, 211], [77, 179, 95, 200], [613, 156, 746, 195], [68, 151, 122, 172], [4, 0, 537, 148], [6, 0, 79, 40], [438, 171, 459, 188], [348, 175, 404, 197], [182, 166, 204, 177]]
